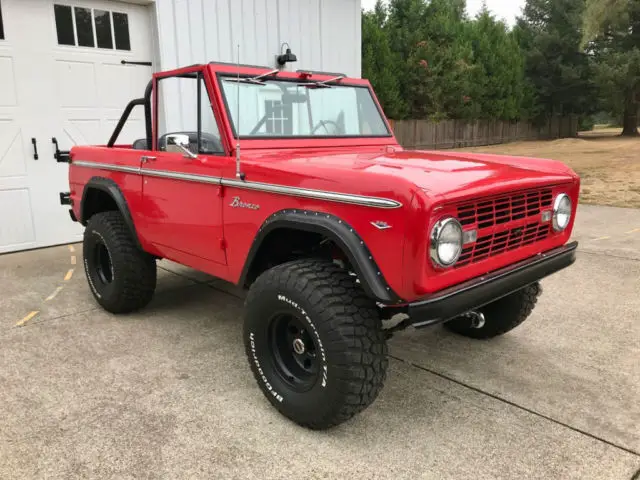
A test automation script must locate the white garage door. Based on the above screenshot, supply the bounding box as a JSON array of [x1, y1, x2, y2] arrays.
[[0, 0, 153, 253]]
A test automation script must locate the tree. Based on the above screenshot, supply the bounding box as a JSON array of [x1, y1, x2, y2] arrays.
[[387, 0, 477, 119], [514, 0, 594, 123], [583, 0, 640, 136], [384, 0, 430, 118], [361, 0, 587, 124], [361, 1, 407, 118], [467, 7, 527, 120]]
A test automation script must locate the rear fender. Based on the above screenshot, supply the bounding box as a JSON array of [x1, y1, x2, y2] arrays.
[[80, 177, 142, 250]]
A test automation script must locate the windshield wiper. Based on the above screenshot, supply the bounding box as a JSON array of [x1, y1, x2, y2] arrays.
[[227, 69, 280, 86], [298, 75, 345, 88]]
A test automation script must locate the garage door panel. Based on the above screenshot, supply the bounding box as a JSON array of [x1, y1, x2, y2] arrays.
[[124, 6, 153, 58], [0, 188, 36, 252], [105, 117, 144, 145], [0, 124, 26, 178], [100, 63, 150, 109], [56, 60, 97, 108], [61, 120, 101, 146], [0, 57, 17, 106], [1, 0, 152, 253]]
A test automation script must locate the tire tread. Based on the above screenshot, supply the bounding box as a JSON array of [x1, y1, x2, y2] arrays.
[[445, 283, 541, 339], [84, 211, 156, 313], [244, 259, 388, 429]]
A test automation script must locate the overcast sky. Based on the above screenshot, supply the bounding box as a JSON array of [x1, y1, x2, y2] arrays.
[[361, 0, 525, 25]]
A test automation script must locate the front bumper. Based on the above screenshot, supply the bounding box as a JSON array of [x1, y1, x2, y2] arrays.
[[408, 242, 578, 327]]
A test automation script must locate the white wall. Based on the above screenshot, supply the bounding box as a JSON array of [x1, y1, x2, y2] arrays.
[[154, 0, 362, 77]]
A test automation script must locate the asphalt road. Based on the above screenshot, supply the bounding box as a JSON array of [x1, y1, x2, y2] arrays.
[[1, 204, 639, 479]]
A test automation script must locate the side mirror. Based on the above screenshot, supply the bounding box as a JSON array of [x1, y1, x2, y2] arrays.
[[166, 133, 197, 159]]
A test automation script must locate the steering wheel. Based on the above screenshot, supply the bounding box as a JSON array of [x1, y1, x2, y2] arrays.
[[311, 120, 341, 135]]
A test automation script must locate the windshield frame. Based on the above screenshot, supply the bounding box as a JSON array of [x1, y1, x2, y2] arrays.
[[215, 73, 393, 141]]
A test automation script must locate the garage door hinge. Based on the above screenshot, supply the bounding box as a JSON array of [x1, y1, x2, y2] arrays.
[[52, 138, 70, 163]]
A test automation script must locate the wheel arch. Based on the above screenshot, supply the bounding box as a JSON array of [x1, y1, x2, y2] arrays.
[[238, 209, 401, 304], [80, 177, 142, 250]]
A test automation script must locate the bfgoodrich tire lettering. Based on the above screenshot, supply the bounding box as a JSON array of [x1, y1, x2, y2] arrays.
[[243, 259, 388, 430], [83, 211, 156, 313]]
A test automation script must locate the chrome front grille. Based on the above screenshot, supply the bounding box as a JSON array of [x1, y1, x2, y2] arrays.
[[457, 188, 553, 229], [454, 187, 554, 268], [457, 222, 551, 267]]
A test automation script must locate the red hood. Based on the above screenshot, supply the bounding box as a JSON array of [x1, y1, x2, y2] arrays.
[[358, 149, 576, 200], [244, 147, 577, 202]]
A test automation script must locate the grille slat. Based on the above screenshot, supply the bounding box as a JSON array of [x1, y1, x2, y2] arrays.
[[454, 187, 555, 268], [456, 188, 553, 228], [456, 222, 552, 267]]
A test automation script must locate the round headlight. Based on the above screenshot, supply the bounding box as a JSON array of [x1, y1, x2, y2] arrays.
[[552, 194, 572, 232], [430, 217, 463, 268]]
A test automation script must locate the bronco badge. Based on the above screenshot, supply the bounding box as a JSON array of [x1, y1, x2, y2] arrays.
[[229, 196, 260, 210]]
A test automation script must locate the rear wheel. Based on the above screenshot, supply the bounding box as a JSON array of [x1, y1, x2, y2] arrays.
[[444, 283, 541, 339], [243, 259, 388, 429], [83, 211, 156, 313]]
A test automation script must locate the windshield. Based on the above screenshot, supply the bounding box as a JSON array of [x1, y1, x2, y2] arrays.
[[220, 77, 390, 138]]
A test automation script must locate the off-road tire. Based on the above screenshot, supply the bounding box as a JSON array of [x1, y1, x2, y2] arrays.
[[444, 283, 541, 339], [83, 211, 156, 313], [243, 259, 388, 430]]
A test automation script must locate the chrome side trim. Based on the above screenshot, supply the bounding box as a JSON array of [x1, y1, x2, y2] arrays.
[[221, 178, 402, 209], [73, 161, 140, 175], [72, 160, 402, 209], [142, 168, 221, 185], [73, 160, 221, 186]]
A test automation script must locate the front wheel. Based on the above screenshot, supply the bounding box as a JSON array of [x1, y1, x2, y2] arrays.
[[444, 283, 541, 339], [243, 259, 388, 430]]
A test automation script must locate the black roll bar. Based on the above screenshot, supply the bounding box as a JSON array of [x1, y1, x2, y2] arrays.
[[107, 80, 153, 148]]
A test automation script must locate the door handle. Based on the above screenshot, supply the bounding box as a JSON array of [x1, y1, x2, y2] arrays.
[[140, 156, 156, 163], [31, 138, 39, 160]]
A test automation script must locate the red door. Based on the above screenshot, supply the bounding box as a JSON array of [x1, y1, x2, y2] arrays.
[[140, 150, 226, 265], [140, 70, 228, 266]]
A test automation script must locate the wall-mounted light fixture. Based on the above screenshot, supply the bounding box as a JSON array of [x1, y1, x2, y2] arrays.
[[277, 42, 297, 67]]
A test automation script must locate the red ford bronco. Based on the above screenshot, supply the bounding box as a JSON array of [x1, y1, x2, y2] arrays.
[[60, 62, 579, 429]]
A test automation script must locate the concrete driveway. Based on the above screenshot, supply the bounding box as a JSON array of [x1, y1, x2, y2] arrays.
[[1, 204, 639, 479]]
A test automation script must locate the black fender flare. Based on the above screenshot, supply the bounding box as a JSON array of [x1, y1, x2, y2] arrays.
[[80, 177, 142, 250], [238, 209, 403, 304]]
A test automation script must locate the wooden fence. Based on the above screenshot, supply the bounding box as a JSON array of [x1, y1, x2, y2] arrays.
[[388, 116, 578, 150]]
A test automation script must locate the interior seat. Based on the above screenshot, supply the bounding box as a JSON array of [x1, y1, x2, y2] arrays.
[[132, 139, 148, 150]]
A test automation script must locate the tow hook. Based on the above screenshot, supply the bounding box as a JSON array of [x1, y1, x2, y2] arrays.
[[466, 311, 486, 329]]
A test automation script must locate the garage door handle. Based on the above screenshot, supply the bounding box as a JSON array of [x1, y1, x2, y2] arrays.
[[121, 60, 152, 67], [31, 138, 39, 160]]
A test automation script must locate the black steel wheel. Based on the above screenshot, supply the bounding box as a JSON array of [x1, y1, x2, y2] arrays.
[[269, 313, 320, 391], [94, 241, 114, 285]]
